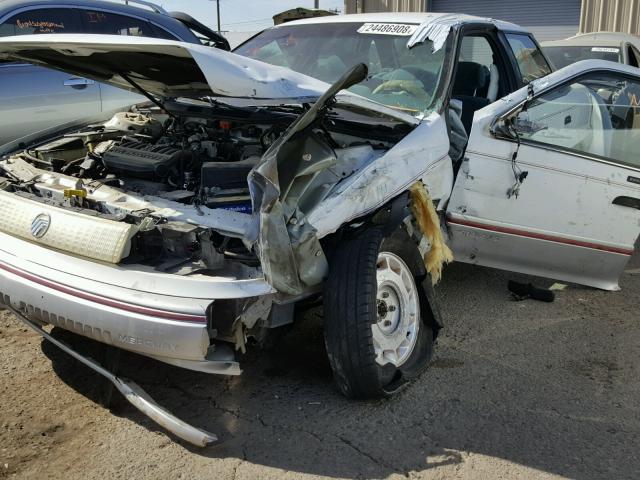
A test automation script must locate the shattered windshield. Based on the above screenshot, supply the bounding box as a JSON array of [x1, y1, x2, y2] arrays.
[[235, 22, 448, 115], [544, 46, 621, 69]]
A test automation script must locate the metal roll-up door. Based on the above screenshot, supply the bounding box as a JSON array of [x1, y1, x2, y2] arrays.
[[428, 0, 581, 40]]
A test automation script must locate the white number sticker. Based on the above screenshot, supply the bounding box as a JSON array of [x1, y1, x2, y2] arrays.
[[357, 23, 418, 36], [592, 47, 620, 53]]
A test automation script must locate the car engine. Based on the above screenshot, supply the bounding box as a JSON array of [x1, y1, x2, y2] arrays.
[[28, 110, 287, 215]]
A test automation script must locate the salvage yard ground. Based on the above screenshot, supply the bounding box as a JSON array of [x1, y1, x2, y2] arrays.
[[1, 250, 639, 480]]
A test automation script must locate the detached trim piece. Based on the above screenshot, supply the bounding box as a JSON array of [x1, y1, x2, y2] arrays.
[[447, 216, 634, 256], [7, 306, 217, 447], [0, 260, 207, 323]]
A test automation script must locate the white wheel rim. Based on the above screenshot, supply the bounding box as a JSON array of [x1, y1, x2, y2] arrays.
[[372, 252, 420, 367]]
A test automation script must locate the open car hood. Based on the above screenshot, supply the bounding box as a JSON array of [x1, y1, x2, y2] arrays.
[[0, 34, 418, 124], [0, 34, 330, 101]]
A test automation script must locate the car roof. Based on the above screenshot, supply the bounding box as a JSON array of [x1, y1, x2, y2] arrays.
[[0, 0, 196, 41], [278, 12, 529, 34], [542, 32, 640, 48]]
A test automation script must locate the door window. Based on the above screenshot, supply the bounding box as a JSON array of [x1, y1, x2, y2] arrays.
[[0, 8, 83, 36], [451, 35, 504, 134], [459, 35, 495, 69], [454, 36, 502, 98], [506, 33, 551, 83], [80, 10, 155, 37], [508, 72, 640, 168]]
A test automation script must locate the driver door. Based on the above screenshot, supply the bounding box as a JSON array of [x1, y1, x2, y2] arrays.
[[446, 64, 640, 290]]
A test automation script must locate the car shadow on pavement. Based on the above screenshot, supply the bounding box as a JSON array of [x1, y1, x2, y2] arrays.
[[41, 256, 640, 480]]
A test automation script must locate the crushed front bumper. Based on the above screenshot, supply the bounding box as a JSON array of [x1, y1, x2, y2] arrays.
[[0, 231, 273, 374]]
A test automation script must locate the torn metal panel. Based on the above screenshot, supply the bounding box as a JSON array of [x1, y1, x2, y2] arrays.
[[406, 13, 517, 52], [407, 14, 474, 51]]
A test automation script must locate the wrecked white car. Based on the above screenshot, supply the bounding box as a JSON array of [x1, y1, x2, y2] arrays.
[[0, 13, 639, 446]]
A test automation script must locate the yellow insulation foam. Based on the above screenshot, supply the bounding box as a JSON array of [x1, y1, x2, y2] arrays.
[[409, 182, 453, 284]]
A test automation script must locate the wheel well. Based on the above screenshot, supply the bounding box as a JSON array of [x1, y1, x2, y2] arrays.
[[321, 197, 444, 339]]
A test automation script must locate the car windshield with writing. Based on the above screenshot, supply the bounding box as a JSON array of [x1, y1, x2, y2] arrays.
[[0, 8, 83, 36], [235, 22, 448, 115], [544, 45, 621, 69]]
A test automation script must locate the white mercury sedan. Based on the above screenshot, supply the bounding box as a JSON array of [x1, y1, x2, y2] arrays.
[[0, 13, 638, 446]]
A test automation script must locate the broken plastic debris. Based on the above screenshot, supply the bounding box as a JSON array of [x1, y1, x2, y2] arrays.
[[549, 283, 568, 291]]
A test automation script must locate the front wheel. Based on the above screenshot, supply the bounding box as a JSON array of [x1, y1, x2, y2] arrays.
[[323, 228, 434, 399]]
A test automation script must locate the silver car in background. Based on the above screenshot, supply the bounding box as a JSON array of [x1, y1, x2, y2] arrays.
[[542, 32, 640, 69], [0, 0, 230, 144]]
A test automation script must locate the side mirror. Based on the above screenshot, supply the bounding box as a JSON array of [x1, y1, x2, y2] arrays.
[[493, 107, 546, 138], [491, 114, 515, 138]]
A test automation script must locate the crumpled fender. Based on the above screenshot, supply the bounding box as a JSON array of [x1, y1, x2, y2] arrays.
[[248, 64, 369, 295], [307, 113, 453, 238]]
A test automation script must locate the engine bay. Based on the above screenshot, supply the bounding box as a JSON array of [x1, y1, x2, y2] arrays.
[[0, 103, 403, 275]]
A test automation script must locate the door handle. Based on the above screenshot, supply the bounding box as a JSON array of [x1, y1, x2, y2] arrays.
[[612, 196, 640, 210], [63, 77, 95, 88]]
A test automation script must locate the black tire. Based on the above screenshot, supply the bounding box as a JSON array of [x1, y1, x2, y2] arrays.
[[323, 227, 435, 399]]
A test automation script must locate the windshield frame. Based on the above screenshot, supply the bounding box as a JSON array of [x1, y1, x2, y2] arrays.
[[233, 21, 458, 117]]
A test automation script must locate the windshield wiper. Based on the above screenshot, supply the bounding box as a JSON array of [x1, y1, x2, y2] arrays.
[[119, 72, 177, 119]]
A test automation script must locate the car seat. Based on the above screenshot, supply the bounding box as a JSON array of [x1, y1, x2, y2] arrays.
[[486, 64, 500, 102], [452, 62, 492, 134]]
